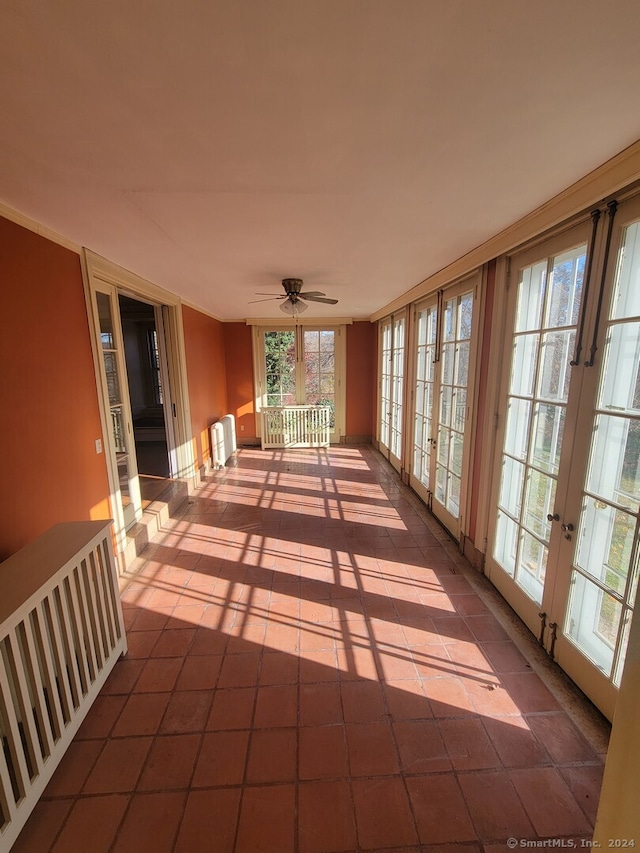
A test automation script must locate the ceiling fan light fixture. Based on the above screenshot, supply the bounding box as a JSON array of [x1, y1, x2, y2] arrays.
[[280, 299, 308, 316]]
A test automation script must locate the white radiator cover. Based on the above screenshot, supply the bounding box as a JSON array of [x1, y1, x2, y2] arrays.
[[210, 413, 237, 469], [0, 521, 126, 850]]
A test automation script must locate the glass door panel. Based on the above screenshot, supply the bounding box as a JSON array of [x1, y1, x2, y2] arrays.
[[488, 203, 640, 720], [409, 279, 477, 538], [492, 242, 586, 607], [379, 319, 392, 452], [412, 303, 438, 495], [264, 330, 296, 406], [378, 314, 405, 472], [561, 214, 640, 701], [435, 289, 474, 526], [304, 329, 336, 428], [390, 315, 405, 469], [95, 289, 141, 530]]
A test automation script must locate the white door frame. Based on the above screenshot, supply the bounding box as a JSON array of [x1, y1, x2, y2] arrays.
[[82, 250, 195, 564]]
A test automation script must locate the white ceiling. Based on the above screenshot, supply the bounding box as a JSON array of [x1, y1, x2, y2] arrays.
[[1, 1, 640, 320]]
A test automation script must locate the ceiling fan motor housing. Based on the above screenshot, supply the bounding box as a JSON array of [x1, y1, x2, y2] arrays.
[[282, 278, 304, 295]]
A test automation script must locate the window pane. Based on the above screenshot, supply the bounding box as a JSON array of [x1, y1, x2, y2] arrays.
[[455, 341, 470, 386], [440, 386, 452, 427], [97, 291, 115, 349], [450, 432, 464, 478], [111, 406, 126, 453], [510, 334, 539, 397], [515, 261, 546, 332], [587, 416, 640, 513], [522, 469, 556, 540], [459, 292, 473, 340], [435, 463, 446, 503], [546, 248, 585, 328], [530, 403, 565, 475], [504, 398, 531, 461], [566, 573, 618, 676], [494, 510, 518, 577], [453, 387, 466, 432], [320, 330, 334, 351], [305, 331, 319, 352], [443, 299, 456, 342], [264, 330, 296, 406], [516, 531, 546, 605], [441, 342, 454, 384], [611, 221, 640, 320], [498, 456, 525, 518], [537, 330, 574, 402], [598, 322, 640, 414], [447, 473, 461, 516], [576, 498, 636, 595], [104, 352, 121, 405]]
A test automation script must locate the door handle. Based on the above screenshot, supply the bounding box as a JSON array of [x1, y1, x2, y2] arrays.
[[547, 513, 559, 522], [561, 522, 574, 540]]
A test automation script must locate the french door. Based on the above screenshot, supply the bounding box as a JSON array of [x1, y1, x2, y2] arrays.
[[92, 283, 142, 531], [410, 278, 478, 538], [255, 325, 344, 443], [379, 312, 406, 472], [487, 197, 640, 720]]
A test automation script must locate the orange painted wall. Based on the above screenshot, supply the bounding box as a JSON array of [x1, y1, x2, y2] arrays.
[[182, 306, 228, 469], [0, 217, 111, 560], [223, 323, 256, 439], [346, 321, 376, 439], [468, 260, 496, 545]]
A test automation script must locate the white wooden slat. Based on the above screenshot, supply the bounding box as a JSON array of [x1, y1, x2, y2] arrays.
[[34, 600, 68, 737], [78, 561, 104, 673], [0, 644, 31, 801], [2, 629, 44, 782], [0, 754, 17, 834], [19, 615, 54, 760], [56, 582, 88, 704], [87, 552, 110, 661], [69, 566, 99, 683], [98, 537, 126, 647], [94, 544, 116, 649]]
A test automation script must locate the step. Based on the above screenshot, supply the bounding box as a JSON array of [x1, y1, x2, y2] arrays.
[[123, 479, 190, 567]]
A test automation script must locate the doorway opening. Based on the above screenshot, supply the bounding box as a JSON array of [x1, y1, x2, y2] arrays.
[[118, 294, 175, 506]]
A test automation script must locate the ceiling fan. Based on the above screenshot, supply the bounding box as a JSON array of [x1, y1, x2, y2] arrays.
[[250, 278, 338, 315]]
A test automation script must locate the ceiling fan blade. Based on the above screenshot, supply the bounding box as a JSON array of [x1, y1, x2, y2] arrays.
[[248, 296, 286, 303], [254, 292, 284, 296], [298, 290, 326, 298], [300, 295, 339, 304]]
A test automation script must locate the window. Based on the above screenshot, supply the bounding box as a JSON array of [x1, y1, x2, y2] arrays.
[[253, 324, 346, 442]]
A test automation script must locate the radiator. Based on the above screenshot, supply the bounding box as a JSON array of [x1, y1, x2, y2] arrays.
[[261, 406, 331, 449], [0, 521, 126, 850], [210, 413, 237, 469]]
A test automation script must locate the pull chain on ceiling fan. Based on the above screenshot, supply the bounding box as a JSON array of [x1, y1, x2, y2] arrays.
[[250, 278, 338, 315]]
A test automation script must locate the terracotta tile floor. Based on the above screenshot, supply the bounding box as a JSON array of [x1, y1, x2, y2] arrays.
[[14, 446, 608, 852]]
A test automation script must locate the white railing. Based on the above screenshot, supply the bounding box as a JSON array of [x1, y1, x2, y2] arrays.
[[261, 406, 331, 449], [0, 521, 127, 851]]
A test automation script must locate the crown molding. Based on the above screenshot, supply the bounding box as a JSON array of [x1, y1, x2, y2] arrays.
[[0, 201, 81, 253]]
